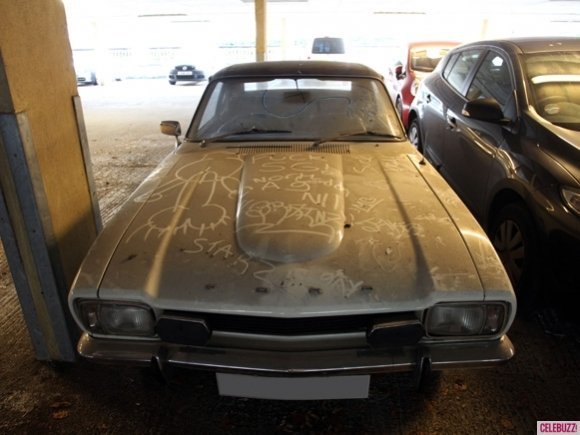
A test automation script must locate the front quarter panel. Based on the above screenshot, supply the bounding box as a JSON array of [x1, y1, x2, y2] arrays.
[[409, 154, 517, 331], [68, 151, 180, 304]]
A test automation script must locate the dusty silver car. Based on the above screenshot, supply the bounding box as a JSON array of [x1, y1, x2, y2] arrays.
[[69, 61, 516, 400]]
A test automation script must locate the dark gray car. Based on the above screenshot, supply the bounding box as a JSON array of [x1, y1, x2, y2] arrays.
[[168, 64, 206, 85], [408, 37, 580, 305]]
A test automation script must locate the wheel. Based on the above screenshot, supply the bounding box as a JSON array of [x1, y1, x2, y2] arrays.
[[169, 80, 176, 85], [395, 97, 403, 119], [489, 202, 539, 304], [407, 118, 423, 153]]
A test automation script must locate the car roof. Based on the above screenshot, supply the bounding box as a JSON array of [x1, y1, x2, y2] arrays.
[[459, 37, 580, 54], [407, 41, 460, 48], [209, 60, 383, 82]]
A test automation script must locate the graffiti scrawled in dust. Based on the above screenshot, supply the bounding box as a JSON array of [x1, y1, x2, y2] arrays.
[[120, 150, 446, 298]]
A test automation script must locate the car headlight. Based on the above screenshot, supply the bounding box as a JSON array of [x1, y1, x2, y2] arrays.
[[77, 301, 155, 337], [426, 303, 507, 337], [561, 187, 580, 216]]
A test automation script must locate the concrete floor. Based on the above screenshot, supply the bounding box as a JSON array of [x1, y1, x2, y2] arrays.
[[1, 79, 579, 434]]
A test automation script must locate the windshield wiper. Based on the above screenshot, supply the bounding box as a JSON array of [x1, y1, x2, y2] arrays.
[[200, 127, 292, 147], [312, 130, 404, 148]]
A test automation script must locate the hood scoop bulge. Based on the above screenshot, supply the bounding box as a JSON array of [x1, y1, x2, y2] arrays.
[[236, 152, 346, 263]]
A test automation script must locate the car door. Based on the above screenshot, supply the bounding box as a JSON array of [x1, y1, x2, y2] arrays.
[[442, 49, 517, 218], [420, 49, 483, 170]]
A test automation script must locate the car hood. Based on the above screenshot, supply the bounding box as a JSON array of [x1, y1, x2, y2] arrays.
[[95, 143, 504, 316]]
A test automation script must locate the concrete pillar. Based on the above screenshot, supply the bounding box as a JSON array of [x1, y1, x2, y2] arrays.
[[255, 0, 267, 61], [0, 0, 101, 361]]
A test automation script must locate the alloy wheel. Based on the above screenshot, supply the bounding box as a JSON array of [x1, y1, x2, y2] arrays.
[[490, 202, 540, 308], [493, 218, 525, 285], [408, 120, 422, 152]]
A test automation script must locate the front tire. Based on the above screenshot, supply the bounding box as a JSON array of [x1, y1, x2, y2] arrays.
[[407, 118, 423, 153], [490, 203, 539, 306], [395, 97, 403, 119]]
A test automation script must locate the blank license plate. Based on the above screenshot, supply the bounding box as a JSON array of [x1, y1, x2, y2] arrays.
[[216, 373, 370, 400]]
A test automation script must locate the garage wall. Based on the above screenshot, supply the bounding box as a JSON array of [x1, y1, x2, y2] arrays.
[[0, 0, 100, 360], [0, 0, 98, 287]]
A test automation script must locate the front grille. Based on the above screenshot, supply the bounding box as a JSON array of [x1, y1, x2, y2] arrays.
[[157, 311, 417, 337]]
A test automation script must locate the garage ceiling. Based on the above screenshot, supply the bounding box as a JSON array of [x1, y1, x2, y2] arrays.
[[64, 0, 580, 17], [63, 0, 579, 78]]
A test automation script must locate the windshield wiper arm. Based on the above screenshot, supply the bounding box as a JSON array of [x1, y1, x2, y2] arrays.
[[312, 130, 404, 148], [200, 127, 292, 147]]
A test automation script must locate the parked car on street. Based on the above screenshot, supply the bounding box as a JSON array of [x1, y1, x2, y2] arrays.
[[408, 37, 580, 303], [69, 60, 516, 400], [168, 64, 206, 85], [387, 41, 460, 128]]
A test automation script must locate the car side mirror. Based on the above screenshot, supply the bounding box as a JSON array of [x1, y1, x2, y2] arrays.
[[160, 120, 182, 147], [462, 98, 510, 125]]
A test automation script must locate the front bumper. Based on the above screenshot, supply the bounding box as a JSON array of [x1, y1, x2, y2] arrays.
[[170, 75, 205, 82], [77, 332, 514, 376]]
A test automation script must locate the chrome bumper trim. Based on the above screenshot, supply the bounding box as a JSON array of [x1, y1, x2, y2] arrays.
[[77, 333, 515, 375]]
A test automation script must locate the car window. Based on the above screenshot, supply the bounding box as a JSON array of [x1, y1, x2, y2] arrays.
[[467, 52, 514, 107], [189, 77, 404, 141], [442, 53, 458, 78], [410, 46, 454, 73], [311, 37, 345, 54], [443, 49, 483, 93], [197, 81, 223, 130]]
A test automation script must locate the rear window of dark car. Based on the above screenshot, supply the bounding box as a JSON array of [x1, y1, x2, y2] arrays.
[[312, 37, 345, 54]]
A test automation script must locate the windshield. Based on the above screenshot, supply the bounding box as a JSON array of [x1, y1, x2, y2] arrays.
[[525, 51, 580, 131], [188, 76, 404, 142]]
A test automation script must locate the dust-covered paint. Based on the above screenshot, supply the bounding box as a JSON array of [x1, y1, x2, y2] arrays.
[[78, 141, 514, 317]]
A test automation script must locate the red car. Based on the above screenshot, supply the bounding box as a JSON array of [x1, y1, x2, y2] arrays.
[[387, 41, 460, 128]]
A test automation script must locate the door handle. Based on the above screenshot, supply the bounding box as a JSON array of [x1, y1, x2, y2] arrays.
[[446, 115, 456, 130], [426, 94, 432, 103]]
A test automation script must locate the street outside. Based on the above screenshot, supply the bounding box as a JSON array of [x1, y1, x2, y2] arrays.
[[0, 78, 579, 433]]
